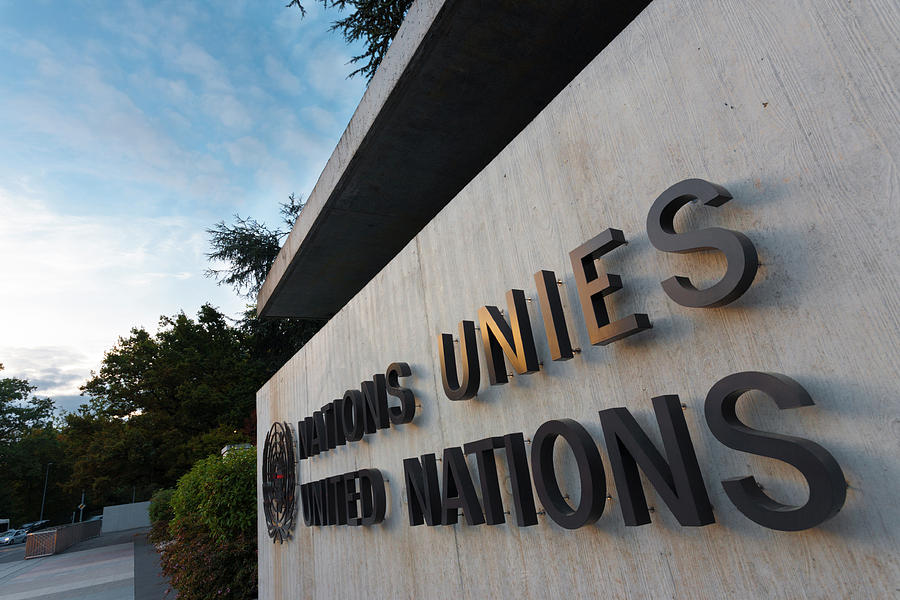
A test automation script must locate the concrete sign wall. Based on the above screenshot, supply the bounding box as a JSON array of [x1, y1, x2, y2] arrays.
[[101, 501, 151, 534], [257, 0, 900, 597]]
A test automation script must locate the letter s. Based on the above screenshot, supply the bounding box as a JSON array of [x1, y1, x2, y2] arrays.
[[647, 178, 758, 307], [705, 371, 847, 531]]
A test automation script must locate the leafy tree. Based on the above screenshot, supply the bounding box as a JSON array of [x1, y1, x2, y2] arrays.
[[0, 429, 70, 525], [286, 0, 414, 80], [65, 195, 325, 511], [0, 365, 70, 525], [65, 305, 257, 507], [206, 195, 325, 441], [0, 363, 55, 443], [206, 194, 304, 299]]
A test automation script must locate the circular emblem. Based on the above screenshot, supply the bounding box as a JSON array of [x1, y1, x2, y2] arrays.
[[262, 421, 296, 543]]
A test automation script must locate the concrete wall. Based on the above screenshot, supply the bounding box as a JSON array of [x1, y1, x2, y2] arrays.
[[258, 0, 900, 598], [101, 502, 150, 534]]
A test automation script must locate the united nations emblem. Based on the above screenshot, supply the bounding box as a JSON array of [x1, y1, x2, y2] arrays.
[[262, 421, 297, 543]]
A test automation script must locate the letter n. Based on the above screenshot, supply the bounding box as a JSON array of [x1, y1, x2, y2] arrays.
[[599, 395, 714, 526], [403, 454, 442, 526]]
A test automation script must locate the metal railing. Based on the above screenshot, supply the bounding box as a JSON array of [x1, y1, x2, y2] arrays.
[[24, 520, 102, 559]]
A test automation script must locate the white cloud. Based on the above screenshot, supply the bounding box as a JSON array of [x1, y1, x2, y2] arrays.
[[224, 136, 269, 168], [301, 105, 337, 132], [170, 41, 233, 93], [303, 42, 361, 101], [265, 55, 303, 95], [273, 111, 336, 161], [0, 1, 374, 416], [2, 58, 235, 201], [0, 190, 245, 407], [202, 93, 253, 130], [0, 346, 89, 402]]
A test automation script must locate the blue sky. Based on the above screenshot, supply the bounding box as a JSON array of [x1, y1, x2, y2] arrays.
[[0, 0, 367, 412]]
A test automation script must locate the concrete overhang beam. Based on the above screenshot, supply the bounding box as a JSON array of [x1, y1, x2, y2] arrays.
[[256, 0, 651, 318]]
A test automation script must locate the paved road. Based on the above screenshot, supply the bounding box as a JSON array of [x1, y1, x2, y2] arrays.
[[133, 532, 173, 600], [0, 543, 26, 564], [0, 528, 174, 600]]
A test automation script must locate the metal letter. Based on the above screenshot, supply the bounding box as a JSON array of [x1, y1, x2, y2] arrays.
[[311, 411, 327, 456], [534, 270, 574, 361], [441, 447, 486, 526], [299, 483, 314, 526], [361, 375, 390, 431], [386, 362, 416, 425], [599, 395, 714, 527], [295, 420, 309, 460], [704, 371, 847, 531], [646, 178, 758, 307], [344, 472, 362, 526], [503, 432, 538, 527], [300, 417, 317, 457], [569, 229, 651, 345], [327, 475, 347, 526], [477, 289, 540, 385], [330, 399, 346, 447], [438, 320, 481, 400], [464, 437, 506, 525], [358, 469, 387, 526], [341, 389, 366, 442], [312, 479, 327, 527], [321, 403, 337, 450], [531, 419, 607, 529], [403, 454, 442, 526]]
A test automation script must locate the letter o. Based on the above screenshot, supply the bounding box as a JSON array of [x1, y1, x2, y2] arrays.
[[530, 419, 606, 529], [341, 390, 365, 442]]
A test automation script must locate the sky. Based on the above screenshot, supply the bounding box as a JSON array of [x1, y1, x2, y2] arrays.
[[0, 0, 367, 413]]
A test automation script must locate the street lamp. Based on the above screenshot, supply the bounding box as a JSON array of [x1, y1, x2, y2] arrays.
[[39, 462, 52, 522]]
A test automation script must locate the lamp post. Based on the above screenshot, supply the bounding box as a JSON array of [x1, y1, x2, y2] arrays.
[[39, 462, 52, 522]]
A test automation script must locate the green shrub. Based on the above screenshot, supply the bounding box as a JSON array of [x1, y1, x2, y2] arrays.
[[170, 446, 256, 542], [160, 446, 257, 600], [149, 488, 175, 524], [161, 526, 257, 600]]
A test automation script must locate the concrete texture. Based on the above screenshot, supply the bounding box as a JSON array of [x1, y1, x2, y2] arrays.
[[256, 0, 651, 319], [101, 502, 151, 534], [257, 0, 900, 598]]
